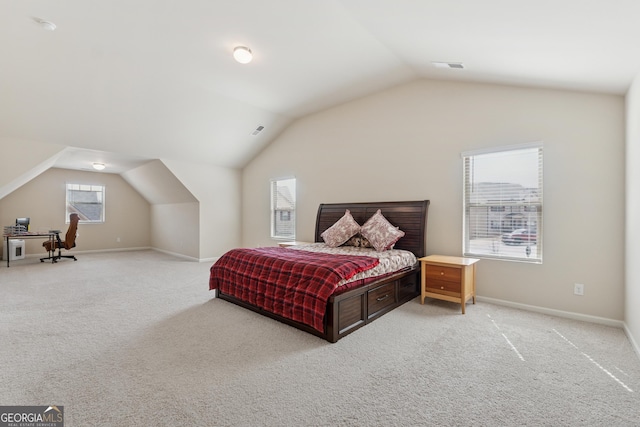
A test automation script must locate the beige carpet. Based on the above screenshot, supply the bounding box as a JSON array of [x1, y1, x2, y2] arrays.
[[1, 250, 639, 426]]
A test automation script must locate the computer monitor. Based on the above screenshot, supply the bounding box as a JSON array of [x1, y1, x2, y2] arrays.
[[15, 217, 30, 232]]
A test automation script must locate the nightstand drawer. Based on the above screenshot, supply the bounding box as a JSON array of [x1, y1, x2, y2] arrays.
[[426, 278, 461, 294], [425, 264, 461, 283], [367, 282, 396, 317]]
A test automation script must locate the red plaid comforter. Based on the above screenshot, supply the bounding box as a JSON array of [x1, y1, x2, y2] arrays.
[[209, 247, 380, 332]]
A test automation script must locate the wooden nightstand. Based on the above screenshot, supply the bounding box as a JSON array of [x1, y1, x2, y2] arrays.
[[419, 255, 479, 314]]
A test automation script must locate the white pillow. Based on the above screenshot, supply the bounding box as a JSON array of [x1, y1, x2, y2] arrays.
[[360, 209, 405, 252], [320, 210, 361, 247]]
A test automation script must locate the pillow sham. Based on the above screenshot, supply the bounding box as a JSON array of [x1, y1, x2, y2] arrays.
[[320, 209, 361, 247], [360, 209, 405, 252]]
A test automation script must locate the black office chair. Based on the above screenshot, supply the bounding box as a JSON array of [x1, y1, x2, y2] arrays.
[[41, 213, 79, 263]]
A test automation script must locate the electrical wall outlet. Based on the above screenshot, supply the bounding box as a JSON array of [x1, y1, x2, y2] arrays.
[[116, 237, 121, 243], [574, 283, 584, 296]]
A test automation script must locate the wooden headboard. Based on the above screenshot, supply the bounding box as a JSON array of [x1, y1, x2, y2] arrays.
[[314, 200, 430, 258]]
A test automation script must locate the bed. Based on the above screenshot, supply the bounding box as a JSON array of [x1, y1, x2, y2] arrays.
[[210, 200, 430, 342]]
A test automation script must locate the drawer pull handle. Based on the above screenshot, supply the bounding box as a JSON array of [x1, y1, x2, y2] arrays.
[[401, 282, 414, 288], [440, 271, 444, 275], [377, 294, 389, 302], [440, 286, 444, 290]]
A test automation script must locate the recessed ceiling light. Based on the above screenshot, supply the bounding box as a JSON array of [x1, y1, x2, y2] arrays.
[[233, 46, 253, 64], [92, 163, 106, 171], [33, 17, 56, 31], [432, 61, 464, 69]]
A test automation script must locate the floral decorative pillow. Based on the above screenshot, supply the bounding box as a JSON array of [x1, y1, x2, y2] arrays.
[[360, 209, 405, 252], [320, 210, 361, 247]]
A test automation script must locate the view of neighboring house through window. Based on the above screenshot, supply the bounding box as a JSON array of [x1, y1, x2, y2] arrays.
[[66, 184, 105, 223], [462, 143, 543, 263], [271, 178, 296, 239]]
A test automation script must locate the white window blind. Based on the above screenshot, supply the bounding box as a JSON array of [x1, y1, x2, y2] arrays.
[[270, 177, 296, 239], [462, 143, 543, 263]]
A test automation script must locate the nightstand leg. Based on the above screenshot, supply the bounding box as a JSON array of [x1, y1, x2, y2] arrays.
[[472, 264, 477, 304], [420, 267, 426, 304], [461, 271, 466, 314]]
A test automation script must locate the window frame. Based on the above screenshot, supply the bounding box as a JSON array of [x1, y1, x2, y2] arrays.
[[65, 183, 106, 224], [462, 142, 543, 264], [270, 177, 296, 240]]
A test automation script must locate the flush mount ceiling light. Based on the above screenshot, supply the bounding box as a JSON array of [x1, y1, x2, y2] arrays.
[[33, 17, 57, 31], [233, 46, 253, 64], [92, 163, 106, 171]]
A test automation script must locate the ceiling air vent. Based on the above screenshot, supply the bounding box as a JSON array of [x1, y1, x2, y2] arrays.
[[432, 62, 465, 69], [252, 125, 264, 136]]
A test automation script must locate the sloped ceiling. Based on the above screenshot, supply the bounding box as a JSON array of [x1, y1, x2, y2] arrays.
[[121, 159, 197, 205], [1, 1, 639, 172]]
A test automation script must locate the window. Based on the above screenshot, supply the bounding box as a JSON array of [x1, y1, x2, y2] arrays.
[[270, 178, 296, 239], [66, 184, 105, 223], [462, 143, 543, 263], [280, 211, 291, 221]]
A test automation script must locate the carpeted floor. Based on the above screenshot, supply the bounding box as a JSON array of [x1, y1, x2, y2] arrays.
[[1, 250, 639, 426]]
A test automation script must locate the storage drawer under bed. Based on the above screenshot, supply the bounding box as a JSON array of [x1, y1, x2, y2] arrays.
[[367, 282, 397, 318]]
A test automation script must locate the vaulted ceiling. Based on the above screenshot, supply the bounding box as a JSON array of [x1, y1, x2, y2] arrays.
[[2, 1, 639, 172]]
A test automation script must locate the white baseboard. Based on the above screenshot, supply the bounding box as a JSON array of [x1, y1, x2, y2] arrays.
[[623, 323, 640, 361], [74, 247, 152, 255], [17, 246, 219, 263], [478, 297, 640, 363], [150, 248, 220, 263], [151, 247, 200, 262], [21, 246, 151, 260], [476, 295, 624, 328]]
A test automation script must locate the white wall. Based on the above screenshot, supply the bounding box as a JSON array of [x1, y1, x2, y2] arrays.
[[122, 160, 200, 259], [625, 75, 640, 353], [243, 79, 625, 321], [0, 145, 240, 260], [161, 158, 242, 260], [151, 202, 199, 259], [0, 168, 150, 256], [0, 137, 66, 199]]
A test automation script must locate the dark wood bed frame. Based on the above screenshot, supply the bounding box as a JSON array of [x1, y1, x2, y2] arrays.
[[217, 200, 430, 342]]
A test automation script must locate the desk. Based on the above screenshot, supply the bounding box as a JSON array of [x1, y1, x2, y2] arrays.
[[4, 233, 56, 267]]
